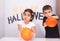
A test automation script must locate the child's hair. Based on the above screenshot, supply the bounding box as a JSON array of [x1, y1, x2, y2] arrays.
[[42, 5, 52, 12], [23, 9, 34, 21]]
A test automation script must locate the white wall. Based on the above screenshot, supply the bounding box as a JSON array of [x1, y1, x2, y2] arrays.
[[4, 0, 56, 38], [0, 0, 5, 38]]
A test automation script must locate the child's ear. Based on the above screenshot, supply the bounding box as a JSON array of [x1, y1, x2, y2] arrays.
[[30, 14, 34, 21], [30, 18, 32, 20], [30, 17, 33, 21]]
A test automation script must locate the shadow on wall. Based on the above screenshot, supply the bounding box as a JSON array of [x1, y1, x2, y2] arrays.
[[58, 18, 60, 37]]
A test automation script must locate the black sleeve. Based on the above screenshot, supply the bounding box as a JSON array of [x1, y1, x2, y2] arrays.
[[52, 14, 56, 16], [52, 14, 59, 20], [43, 17, 47, 26]]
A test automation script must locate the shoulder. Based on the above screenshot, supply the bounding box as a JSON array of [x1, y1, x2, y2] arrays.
[[17, 20, 23, 24], [52, 14, 56, 16], [43, 16, 47, 22], [43, 16, 47, 19]]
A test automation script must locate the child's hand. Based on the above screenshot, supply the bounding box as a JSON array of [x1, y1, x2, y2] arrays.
[[44, 23, 47, 27], [32, 32, 36, 38], [31, 27, 36, 38], [52, 16, 59, 19], [18, 24, 22, 31], [33, 32, 36, 37]]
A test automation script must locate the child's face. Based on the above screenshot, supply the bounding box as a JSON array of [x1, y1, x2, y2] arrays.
[[43, 9, 52, 17], [23, 11, 32, 22]]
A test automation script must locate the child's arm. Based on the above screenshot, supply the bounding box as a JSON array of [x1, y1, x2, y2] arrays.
[[18, 24, 22, 31], [43, 17, 47, 28], [31, 26, 36, 33], [43, 22, 47, 27], [31, 26, 36, 37], [52, 15, 59, 19]]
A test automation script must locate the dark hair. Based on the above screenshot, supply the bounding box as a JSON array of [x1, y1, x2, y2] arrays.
[[42, 5, 52, 12], [23, 9, 34, 21]]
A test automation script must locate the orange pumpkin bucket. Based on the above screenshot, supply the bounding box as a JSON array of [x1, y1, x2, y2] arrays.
[[21, 27, 32, 40], [45, 17, 57, 27]]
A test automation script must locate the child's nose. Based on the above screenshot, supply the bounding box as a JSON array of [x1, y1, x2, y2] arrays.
[[25, 16, 28, 18]]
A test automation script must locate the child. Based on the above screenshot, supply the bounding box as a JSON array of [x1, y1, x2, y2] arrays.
[[42, 5, 59, 38], [18, 9, 36, 41]]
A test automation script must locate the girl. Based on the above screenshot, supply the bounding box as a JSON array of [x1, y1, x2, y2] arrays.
[[18, 9, 36, 41]]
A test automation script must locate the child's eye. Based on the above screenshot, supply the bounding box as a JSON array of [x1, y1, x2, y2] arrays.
[[24, 13, 26, 15], [49, 11, 50, 13], [44, 12, 47, 14], [28, 14, 30, 17]]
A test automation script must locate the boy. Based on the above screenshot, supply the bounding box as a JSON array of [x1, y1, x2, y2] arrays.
[[42, 5, 59, 38]]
